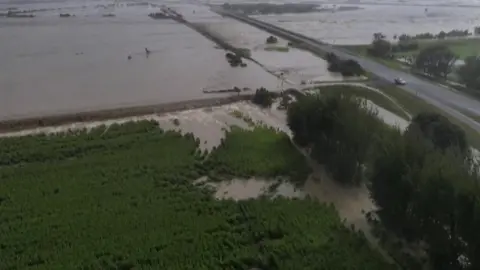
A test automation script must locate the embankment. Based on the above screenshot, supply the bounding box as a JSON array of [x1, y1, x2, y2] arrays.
[[0, 95, 252, 133], [167, 8, 262, 65]]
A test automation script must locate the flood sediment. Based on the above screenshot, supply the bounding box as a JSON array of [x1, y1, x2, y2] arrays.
[[0, 94, 252, 133]]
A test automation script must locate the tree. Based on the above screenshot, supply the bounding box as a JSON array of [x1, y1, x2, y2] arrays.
[[252, 87, 274, 108], [373, 32, 386, 41], [394, 40, 419, 53], [458, 56, 480, 90], [414, 45, 458, 78], [475, 26, 480, 35], [437, 30, 446, 39], [287, 92, 384, 184], [369, 129, 478, 269], [405, 112, 467, 154], [398, 34, 412, 41], [266, 35, 278, 44], [368, 39, 392, 58], [326, 53, 365, 77]]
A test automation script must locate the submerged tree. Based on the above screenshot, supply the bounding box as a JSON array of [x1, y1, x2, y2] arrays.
[[252, 87, 274, 108], [266, 35, 278, 44]]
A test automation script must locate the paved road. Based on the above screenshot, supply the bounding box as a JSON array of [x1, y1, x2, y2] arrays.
[[214, 8, 480, 132]]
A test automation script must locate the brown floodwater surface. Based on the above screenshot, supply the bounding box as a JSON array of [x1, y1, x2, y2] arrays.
[[0, 3, 279, 120]]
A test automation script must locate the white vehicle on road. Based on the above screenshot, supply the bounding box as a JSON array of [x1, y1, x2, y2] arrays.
[[394, 77, 406, 85]]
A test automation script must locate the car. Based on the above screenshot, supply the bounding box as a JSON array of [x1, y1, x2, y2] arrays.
[[394, 77, 406, 85]]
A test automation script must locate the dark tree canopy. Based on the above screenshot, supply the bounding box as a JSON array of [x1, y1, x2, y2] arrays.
[[252, 87, 274, 108], [326, 53, 365, 77], [458, 56, 480, 90], [368, 38, 392, 58], [406, 112, 467, 154], [414, 45, 458, 78], [287, 93, 384, 184], [266, 35, 278, 44], [286, 87, 480, 269]]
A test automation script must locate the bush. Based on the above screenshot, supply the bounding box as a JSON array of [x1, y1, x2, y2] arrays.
[[252, 87, 274, 108], [266, 35, 278, 44], [326, 54, 364, 77]]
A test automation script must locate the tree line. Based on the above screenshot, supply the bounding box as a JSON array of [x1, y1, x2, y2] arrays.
[[367, 33, 480, 90], [287, 92, 479, 269], [395, 29, 471, 41]]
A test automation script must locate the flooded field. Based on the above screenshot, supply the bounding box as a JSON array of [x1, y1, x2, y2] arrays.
[[169, 3, 345, 84], [2, 0, 479, 119], [0, 88, 408, 236], [257, 4, 480, 45], [0, 1, 279, 120], [203, 17, 344, 84]]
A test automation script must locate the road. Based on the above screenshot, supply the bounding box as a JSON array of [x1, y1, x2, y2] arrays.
[[214, 8, 480, 132]]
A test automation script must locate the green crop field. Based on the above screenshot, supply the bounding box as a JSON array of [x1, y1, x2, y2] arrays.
[[0, 121, 394, 269]]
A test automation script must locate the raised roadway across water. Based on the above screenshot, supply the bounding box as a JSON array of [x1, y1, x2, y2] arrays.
[[213, 7, 480, 132]]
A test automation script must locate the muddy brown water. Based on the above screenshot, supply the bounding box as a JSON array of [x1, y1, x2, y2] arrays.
[[0, 2, 279, 120]]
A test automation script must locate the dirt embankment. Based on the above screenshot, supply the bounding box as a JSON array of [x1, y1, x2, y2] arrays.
[[0, 95, 252, 133]]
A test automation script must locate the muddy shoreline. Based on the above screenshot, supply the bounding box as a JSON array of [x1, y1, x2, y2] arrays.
[[0, 95, 252, 133]]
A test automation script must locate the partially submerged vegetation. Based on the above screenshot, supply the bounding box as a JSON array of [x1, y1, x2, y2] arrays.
[[287, 93, 480, 269], [252, 87, 275, 108], [225, 52, 247, 67], [0, 116, 394, 269], [265, 35, 278, 44], [2, 79, 480, 269]]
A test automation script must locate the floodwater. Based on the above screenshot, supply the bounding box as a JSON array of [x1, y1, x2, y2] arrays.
[[170, 4, 344, 84], [257, 3, 480, 45], [0, 0, 279, 120], [2, 0, 479, 119], [0, 92, 403, 247]]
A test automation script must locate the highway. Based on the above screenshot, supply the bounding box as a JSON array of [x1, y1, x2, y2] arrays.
[[213, 8, 480, 132]]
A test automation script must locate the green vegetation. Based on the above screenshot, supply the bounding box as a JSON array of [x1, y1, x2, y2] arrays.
[[326, 52, 365, 77], [287, 94, 387, 185], [252, 87, 275, 108], [311, 84, 411, 120], [352, 34, 480, 60], [225, 52, 246, 67], [395, 37, 480, 60], [266, 35, 278, 44], [0, 120, 394, 269], [407, 112, 467, 154], [412, 45, 458, 79], [205, 126, 310, 184], [376, 84, 480, 149], [287, 93, 480, 269], [458, 56, 480, 90]]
